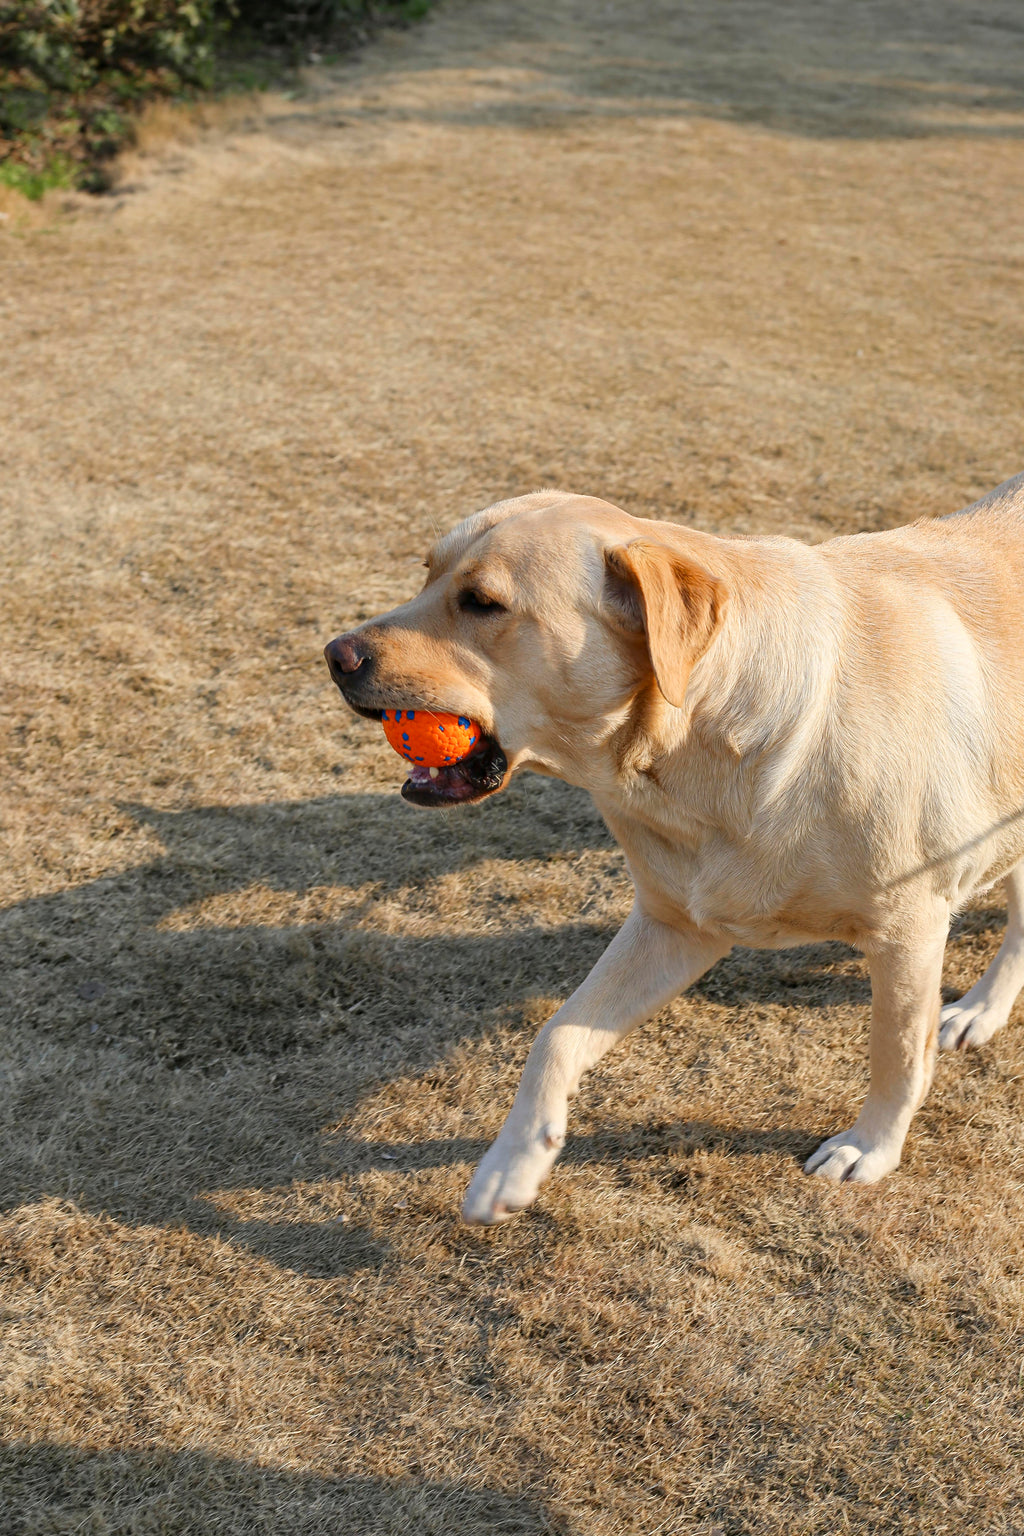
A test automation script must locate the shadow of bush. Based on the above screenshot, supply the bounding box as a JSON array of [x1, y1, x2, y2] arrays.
[[345, 0, 1024, 142]]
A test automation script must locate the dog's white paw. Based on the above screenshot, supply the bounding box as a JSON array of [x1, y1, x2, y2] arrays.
[[803, 1128, 901, 1184], [939, 992, 1010, 1052], [461, 1121, 565, 1225]]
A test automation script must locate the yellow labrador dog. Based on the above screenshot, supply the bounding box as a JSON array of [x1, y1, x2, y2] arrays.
[[325, 474, 1024, 1224]]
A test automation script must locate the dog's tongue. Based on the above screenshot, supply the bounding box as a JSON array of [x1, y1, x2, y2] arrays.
[[401, 737, 508, 808]]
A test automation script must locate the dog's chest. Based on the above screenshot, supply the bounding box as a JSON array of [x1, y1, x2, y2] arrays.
[[599, 798, 856, 948]]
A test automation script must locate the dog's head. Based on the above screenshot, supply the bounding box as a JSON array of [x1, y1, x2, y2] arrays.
[[325, 491, 728, 806]]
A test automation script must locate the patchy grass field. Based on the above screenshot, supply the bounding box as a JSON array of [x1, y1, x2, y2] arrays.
[[3, 2, 1024, 1531]]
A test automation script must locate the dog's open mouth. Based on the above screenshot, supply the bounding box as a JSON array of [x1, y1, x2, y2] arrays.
[[328, 683, 508, 807], [401, 733, 508, 807]]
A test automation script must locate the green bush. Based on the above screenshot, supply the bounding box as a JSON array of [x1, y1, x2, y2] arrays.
[[0, 142, 72, 193], [0, 0, 432, 193], [0, 1, 220, 95], [230, 0, 365, 46], [0, 0, 223, 188]]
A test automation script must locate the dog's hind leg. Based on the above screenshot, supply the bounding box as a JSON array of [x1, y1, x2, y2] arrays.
[[461, 904, 727, 1225], [940, 863, 1024, 1051]]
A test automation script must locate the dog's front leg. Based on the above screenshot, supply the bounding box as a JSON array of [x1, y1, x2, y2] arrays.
[[461, 905, 727, 1224], [804, 914, 948, 1184]]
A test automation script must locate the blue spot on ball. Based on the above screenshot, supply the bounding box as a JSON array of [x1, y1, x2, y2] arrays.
[[458, 716, 470, 728]]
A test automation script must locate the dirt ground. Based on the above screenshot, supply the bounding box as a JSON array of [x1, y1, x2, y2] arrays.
[[2, 1, 1024, 1531]]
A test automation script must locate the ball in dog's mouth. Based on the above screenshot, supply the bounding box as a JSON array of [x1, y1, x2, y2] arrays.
[[401, 734, 508, 807]]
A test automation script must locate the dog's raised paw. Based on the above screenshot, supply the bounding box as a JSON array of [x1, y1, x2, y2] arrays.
[[461, 1123, 565, 1225]]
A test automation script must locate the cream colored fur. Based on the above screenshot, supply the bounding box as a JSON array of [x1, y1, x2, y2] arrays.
[[339, 474, 1024, 1223]]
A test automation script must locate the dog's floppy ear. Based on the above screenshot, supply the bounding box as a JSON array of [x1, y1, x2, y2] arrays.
[[603, 538, 727, 708]]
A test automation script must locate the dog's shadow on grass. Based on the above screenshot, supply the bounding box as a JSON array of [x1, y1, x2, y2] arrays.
[[0, 1440, 573, 1536], [2, 776, 618, 1061], [0, 773, 1006, 1276]]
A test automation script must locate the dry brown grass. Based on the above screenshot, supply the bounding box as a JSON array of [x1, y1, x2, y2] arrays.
[[2, 1, 1024, 1531], [129, 93, 271, 154]]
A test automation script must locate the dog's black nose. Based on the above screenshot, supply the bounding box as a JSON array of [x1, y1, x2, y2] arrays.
[[324, 634, 369, 686]]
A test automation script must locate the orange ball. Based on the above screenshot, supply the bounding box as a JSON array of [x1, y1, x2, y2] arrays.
[[381, 709, 481, 767]]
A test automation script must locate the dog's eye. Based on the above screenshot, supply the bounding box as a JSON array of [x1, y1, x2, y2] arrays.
[[458, 590, 505, 614]]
